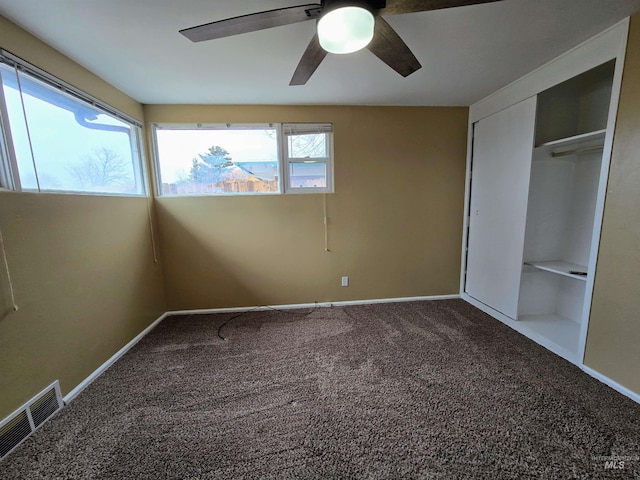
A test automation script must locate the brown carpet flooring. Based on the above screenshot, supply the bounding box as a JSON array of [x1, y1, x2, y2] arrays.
[[1, 299, 639, 479]]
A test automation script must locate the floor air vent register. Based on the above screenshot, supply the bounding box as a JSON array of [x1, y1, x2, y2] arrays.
[[0, 381, 63, 460]]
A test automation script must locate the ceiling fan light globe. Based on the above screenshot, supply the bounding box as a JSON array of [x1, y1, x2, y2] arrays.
[[317, 6, 375, 55]]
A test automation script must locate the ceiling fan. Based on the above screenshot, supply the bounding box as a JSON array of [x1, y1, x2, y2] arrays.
[[180, 0, 501, 86]]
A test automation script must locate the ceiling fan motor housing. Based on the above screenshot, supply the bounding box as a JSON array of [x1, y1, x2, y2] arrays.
[[320, 0, 386, 14], [317, 0, 381, 54]]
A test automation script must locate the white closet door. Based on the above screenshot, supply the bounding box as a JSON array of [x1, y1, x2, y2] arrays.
[[465, 97, 537, 319]]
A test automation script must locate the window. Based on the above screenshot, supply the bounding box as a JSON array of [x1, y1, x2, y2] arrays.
[[152, 123, 334, 196], [283, 123, 333, 193], [0, 52, 145, 195], [153, 125, 279, 195]]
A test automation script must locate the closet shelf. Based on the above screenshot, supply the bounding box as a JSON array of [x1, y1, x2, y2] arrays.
[[534, 129, 606, 158], [524, 261, 588, 281], [517, 314, 581, 357]]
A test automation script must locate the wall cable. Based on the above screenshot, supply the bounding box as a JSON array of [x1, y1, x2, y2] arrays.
[[217, 302, 320, 341], [145, 195, 158, 263], [0, 227, 18, 313], [323, 193, 330, 252]]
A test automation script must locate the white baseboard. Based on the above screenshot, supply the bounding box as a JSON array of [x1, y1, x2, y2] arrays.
[[165, 294, 461, 316], [581, 365, 640, 404], [63, 312, 169, 405], [63, 294, 458, 405], [460, 293, 640, 405], [63, 294, 640, 408], [332, 294, 460, 306]]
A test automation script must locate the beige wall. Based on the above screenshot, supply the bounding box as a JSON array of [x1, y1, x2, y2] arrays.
[[145, 105, 468, 309], [585, 14, 640, 393], [0, 17, 165, 418]]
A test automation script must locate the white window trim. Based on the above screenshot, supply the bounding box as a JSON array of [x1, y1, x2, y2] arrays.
[[152, 123, 282, 196], [0, 82, 18, 190], [282, 123, 334, 194], [152, 122, 334, 197], [0, 51, 147, 197], [284, 159, 333, 194]]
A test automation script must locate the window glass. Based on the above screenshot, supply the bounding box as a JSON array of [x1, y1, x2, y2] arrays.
[[0, 62, 144, 195], [287, 133, 328, 158], [288, 162, 327, 189], [283, 124, 333, 193], [0, 64, 36, 188], [154, 127, 279, 195]]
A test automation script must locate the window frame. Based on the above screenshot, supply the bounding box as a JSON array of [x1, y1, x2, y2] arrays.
[[0, 50, 147, 197], [151, 122, 334, 197], [151, 123, 282, 197], [281, 123, 334, 194], [0, 82, 18, 191]]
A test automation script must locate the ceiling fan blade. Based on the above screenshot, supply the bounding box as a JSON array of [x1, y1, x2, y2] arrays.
[[290, 34, 328, 86], [380, 0, 502, 16], [180, 4, 322, 42], [367, 17, 421, 77]]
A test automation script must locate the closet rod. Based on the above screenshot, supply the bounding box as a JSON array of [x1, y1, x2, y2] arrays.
[[551, 145, 603, 158]]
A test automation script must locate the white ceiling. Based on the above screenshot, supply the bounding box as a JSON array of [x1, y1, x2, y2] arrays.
[[1, 0, 639, 106]]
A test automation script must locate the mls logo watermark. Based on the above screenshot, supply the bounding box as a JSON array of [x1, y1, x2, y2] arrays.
[[605, 459, 625, 470], [592, 454, 639, 471]]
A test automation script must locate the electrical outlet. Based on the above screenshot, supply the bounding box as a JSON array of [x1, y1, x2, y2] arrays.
[[341, 276, 349, 287]]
